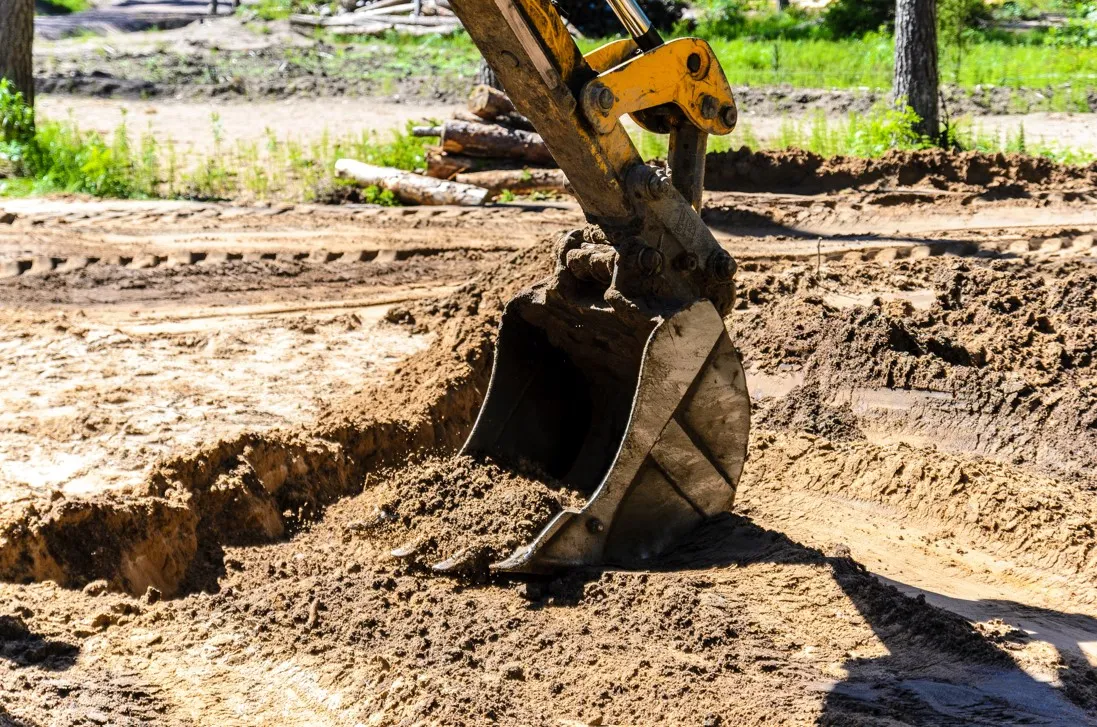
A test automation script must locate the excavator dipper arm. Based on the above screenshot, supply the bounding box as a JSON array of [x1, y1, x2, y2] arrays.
[[420, 0, 753, 574]]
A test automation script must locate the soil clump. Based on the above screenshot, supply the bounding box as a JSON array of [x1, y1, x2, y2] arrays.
[[363, 455, 585, 577]]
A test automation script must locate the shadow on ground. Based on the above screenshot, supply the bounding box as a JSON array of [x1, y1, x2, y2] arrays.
[[0, 615, 79, 672], [659, 514, 1096, 726]]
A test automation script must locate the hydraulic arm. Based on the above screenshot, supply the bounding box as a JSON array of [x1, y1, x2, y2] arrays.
[[427, 0, 753, 573]]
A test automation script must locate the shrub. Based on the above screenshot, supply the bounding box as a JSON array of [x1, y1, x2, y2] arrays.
[[0, 80, 35, 145], [693, 1, 822, 40], [822, 0, 894, 38]]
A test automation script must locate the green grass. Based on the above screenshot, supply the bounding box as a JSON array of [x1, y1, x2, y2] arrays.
[[575, 33, 1097, 96], [3, 81, 1092, 205], [0, 81, 432, 201], [632, 102, 1096, 163]]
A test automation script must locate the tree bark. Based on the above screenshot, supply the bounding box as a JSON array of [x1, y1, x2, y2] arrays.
[[425, 149, 523, 179], [335, 159, 490, 205], [455, 168, 568, 196], [440, 120, 553, 165], [893, 0, 939, 140], [0, 0, 35, 106]]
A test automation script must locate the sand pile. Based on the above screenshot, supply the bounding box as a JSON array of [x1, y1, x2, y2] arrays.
[[362, 455, 584, 576], [3, 453, 1051, 726]]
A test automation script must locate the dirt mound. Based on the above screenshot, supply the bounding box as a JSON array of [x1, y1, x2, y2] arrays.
[[732, 256, 1097, 475], [366, 455, 585, 577], [6, 463, 1052, 726], [0, 241, 556, 596], [706, 147, 1097, 194], [732, 253, 1097, 603], [744, 431, 1097, 594]]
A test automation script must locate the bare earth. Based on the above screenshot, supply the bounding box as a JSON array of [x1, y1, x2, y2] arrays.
[[39, 94, 1097, 159], [1, 183, 1097, 724]]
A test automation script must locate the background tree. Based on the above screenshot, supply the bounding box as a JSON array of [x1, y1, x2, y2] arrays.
[[0, 0, 35, 108], [893, 0, 939, 139]]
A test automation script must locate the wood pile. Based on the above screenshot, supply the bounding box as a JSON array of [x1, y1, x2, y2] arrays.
[[290, 0, 461, 37], [337, 85, 569, 206], [416, 85, 569, 197]]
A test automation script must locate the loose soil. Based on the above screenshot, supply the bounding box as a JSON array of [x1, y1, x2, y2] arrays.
[[2, 187, 1097, 724]]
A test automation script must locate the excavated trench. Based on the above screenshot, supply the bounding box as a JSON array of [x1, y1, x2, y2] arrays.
[[2, 212, 1097, 723]]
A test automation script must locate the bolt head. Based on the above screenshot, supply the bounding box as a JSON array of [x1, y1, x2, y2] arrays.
[[646, 170, 670, 199], [597, 86, 615, 112], [708, 250, 737, 280], [586, 517, 605, 534], [636, 246, 664, 277], [720, 105, 737, 129], [676, 252, 699, 272]]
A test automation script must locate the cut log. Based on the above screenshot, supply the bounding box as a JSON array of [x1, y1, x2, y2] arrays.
[[424, 150, 527, 179], [440, 120, 553, 165], [356, 0, 407, 11], [451, 109, 488, 125], [336, 12, 459, 24], [468, 84, 515, 120], [358, 1, 418, 14], [455, 168, 569, 196], [335, 159, 489, 205], [289, 13, 325, 25], [293, 12, 460, 28], [319, 21, 460, 35], [453, 108, 535, 132]]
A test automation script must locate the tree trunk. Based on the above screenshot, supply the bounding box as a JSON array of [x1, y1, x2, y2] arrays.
[[893, 0, 939, 140], [476, 58, 502, 91], [0, 0, 35, 106]]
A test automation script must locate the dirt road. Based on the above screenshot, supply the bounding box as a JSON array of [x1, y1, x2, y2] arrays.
[[35, 93, 1097, 161], [1, 186, 1097, 724]]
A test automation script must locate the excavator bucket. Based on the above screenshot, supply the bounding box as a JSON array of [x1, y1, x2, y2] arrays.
[[460, 288, 751, 573]]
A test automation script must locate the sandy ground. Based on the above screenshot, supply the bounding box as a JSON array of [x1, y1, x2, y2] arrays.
[[1, 179, 1097, 724], [0, 200, 534, 505], [38, 94, 1097, 159], [39, 96, 459, 157]]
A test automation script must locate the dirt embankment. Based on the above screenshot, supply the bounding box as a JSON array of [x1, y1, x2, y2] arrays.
[[706, 147, 1097, 194], [731, 254, 1097, 602], [0, 244, 553, 597]]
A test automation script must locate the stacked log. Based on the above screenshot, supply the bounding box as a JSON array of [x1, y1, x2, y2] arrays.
[[334, 160, 489, 205], [290, 0, 461, 36], [337, 85, 569, 205], [417, 85, 569, 196]]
